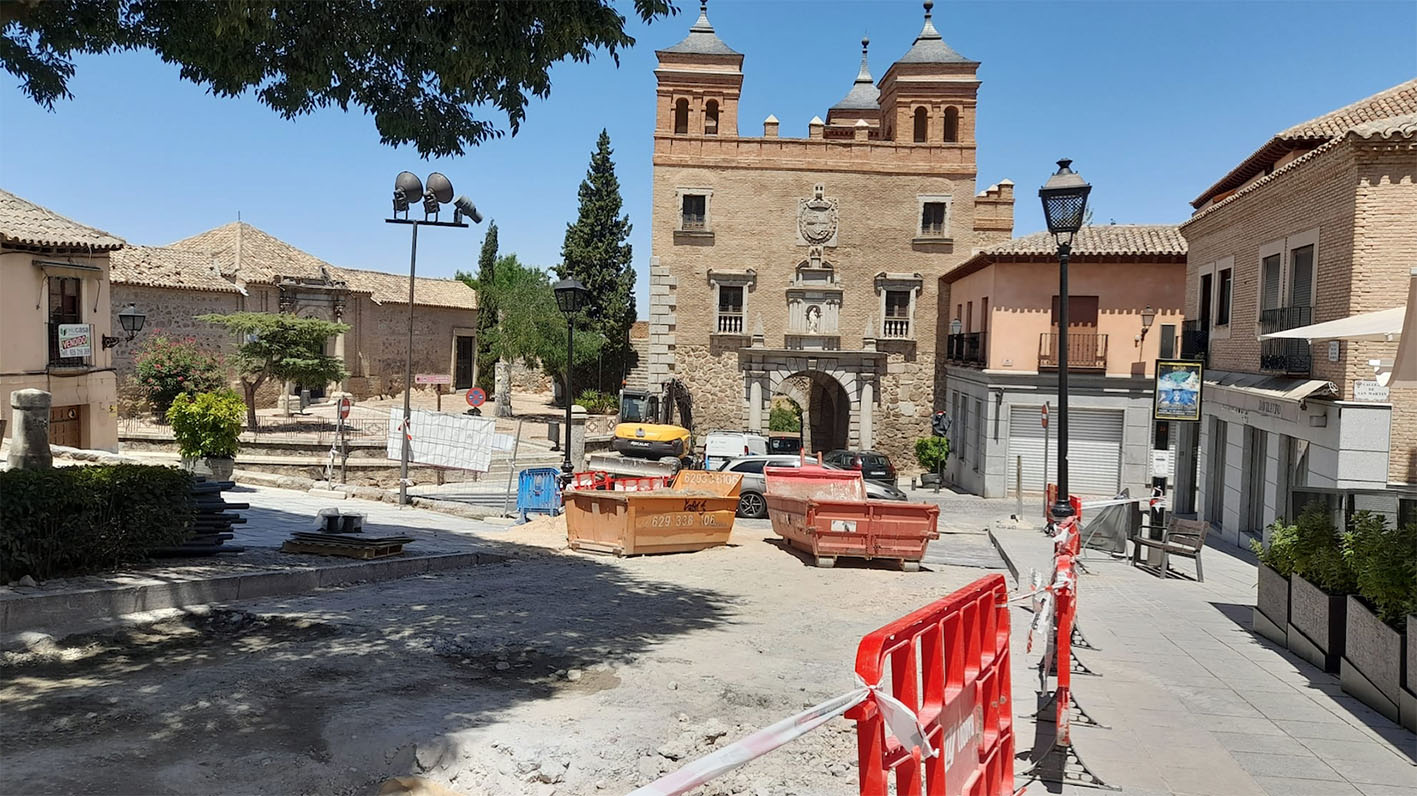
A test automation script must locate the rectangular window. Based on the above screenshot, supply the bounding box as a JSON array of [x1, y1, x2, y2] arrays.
[[1289, 244, 1314, 307], [1215, 268, 1232, 326], [716, 285, 744, 334], [1260, 253, 1282, 311], [1159, 323, 1176, 359], [973, 399, 984, 472], [980, 297, 989, 332], [883, 290, 911, 338], [920, 202, 947, 237], [47, 276, 83, 366], [681, 194, 707, 230], [965, 301, 973, 333]]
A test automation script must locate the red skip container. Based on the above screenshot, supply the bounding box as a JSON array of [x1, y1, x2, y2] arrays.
[[764, 461, 939, 571]]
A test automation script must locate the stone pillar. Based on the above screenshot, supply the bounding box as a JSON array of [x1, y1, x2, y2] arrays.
[[570, 405, 588, 471], [859, 380, 874, 451], [8, 389, 52, 469], [278, 380, 299, 416], [495, 359, 512, 418], [749, 377, 763, 432]]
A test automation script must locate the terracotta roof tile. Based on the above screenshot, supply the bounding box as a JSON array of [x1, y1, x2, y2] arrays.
[[1348, 111, 1417, 140], [0, 189, 125, 250], [335, 266, 477, 311], [979, 225, 1187, 257], [110, 245, 242, 293], [167, 221, 336, 285]]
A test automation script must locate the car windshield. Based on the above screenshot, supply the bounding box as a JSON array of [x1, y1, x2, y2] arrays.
[[620, 394, 651, 423], [861, 454, 890, 468]]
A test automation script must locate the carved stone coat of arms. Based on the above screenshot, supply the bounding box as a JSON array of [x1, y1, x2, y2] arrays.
[[797, 184, 838, 247]]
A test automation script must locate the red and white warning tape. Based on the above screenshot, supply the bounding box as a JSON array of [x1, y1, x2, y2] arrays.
[[628, 676, 930, 796]]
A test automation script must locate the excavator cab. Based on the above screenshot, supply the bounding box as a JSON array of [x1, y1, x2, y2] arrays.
[[612, 381, 693, 464]]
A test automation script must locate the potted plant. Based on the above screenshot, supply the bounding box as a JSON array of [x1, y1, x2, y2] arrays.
[[914, 436, 949, 489], [1250, 517, 1298, 646], [166, 389, 245, 481], [1284, 503, 1357, 673], [1340, 512, 1417, 729]]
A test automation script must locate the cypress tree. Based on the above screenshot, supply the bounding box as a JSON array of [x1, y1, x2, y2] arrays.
[[560, 129, 634, 390], [474, 222, 499, 390]]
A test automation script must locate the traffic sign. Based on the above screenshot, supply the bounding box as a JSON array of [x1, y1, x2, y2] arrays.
[[466, 387, 487, 408], [1041, 403, 1049, 428], [337, 396, 352, 419], [415, 373, 452, 385]]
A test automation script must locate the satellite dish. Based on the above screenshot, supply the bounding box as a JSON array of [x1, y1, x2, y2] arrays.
[[394, 171, 423, 201], [425, 172, 454, 204]]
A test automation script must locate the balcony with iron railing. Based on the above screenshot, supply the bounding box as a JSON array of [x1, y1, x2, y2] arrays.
[[882, 316, 911, 339], [716, 312, 744, 334], [946, 332, 987, 367], [1259, 305, 1313, 375], [1180, 319, 1209, 364], [1038, 332, 1108, 371]]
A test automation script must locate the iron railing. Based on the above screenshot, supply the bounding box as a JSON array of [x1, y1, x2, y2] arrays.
[[1039, 332, 1108, 370], [681, 215, 706, 231], [1259, 306, 1313, 375], [1180, 319, 1209, 364], [716, 312, 744, 334], [947, 332, 986, 366]]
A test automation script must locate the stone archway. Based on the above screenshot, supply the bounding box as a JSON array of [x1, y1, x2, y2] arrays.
[[770, 370, 849, 454]]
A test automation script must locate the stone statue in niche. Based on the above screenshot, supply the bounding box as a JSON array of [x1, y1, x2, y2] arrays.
[[806, 305, 821, 334]]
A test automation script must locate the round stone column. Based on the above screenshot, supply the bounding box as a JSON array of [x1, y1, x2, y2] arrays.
[[8, 389, 53, 469]]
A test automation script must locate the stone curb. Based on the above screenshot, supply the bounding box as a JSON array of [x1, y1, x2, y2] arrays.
[[0, 550, 507, 639], [987, 527, 1021, 586]]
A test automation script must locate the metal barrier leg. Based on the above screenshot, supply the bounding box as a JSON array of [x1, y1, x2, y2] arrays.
[[1017, 740, 1120, 791], [1071, 649, 1100, 677], [1026, 689, 1110, 729], [1072, 623, 1100, 651]]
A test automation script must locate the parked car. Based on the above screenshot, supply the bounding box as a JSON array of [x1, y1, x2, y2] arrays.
[[716, 455, 907, 519], [767, 434, 802, 454], [702, 431, 769, 471], [823, 449, 898, 486]]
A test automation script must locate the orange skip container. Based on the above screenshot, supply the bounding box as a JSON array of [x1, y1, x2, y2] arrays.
[[564, 470, 741, 556]]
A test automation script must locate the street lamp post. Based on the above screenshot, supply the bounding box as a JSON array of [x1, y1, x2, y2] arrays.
[[1038, 158, 1092, 521], [553, 277, 589, 478], [386, 171, 483, 506]]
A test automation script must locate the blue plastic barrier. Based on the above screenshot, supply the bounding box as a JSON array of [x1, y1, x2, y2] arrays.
[[517, 467, 563, 522]]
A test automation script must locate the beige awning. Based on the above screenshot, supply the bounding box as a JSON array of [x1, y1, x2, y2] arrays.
[[1259, 305, 1405, 342], [1392, 269, 1417, 387]]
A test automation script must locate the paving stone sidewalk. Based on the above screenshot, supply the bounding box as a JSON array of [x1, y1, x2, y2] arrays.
[[991, 524, 1416, 796]]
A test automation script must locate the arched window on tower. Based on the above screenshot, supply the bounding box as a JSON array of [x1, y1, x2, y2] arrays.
[[943, 107, 959, 142], [912, 107, 928, 143], [704, 100, 719, 136], [674, 98, 689, 135]]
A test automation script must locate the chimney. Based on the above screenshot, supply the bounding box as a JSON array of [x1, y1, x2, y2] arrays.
[[808, 115, 824, 140], [763, 114, 779, 138], [853, 119, 870, 142]]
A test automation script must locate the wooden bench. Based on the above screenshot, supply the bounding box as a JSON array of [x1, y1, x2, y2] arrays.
[[1130, 517, 1209, 582]]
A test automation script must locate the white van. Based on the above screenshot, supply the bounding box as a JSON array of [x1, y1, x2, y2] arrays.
[[702, 431, 768, 471]]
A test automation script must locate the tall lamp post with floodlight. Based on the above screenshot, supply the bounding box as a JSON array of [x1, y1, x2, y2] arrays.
[[553, 276, 588, 478], [1038, 158, 1092, 521], [386, 171, 483, 506]]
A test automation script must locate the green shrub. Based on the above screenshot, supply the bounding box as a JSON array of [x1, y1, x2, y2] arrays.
[[1287, 502, 1356, 595], [132, 333, 226, 415], [166, 389, 245, 459], [914, 437, 950, 473], [1251, 517, 1299, 576], [769, 405, 802, 433], [0, 465, 194, 581], [1344, 512, 1417, 627], [575, 389, 618, 415]]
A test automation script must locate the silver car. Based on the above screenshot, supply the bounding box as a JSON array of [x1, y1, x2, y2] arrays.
[[716, 455, 907, 519]]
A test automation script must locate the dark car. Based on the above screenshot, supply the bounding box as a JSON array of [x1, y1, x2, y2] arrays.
[[823, 449, 898, 486], [716, 455, 906, 518], [767, 435, 802, 454]]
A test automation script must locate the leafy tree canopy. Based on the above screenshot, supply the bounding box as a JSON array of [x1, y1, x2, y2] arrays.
[[559, 129, 634, 361], [2, 0, 674, 157], [465, 254, 604, 384], [198, 312, 347, 427]]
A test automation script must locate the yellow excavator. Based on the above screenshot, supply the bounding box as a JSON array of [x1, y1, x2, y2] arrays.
[[586, 379, 694, 477]]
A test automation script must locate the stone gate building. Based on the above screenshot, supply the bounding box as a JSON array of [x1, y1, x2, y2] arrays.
[[645, 2, 1014, 464]]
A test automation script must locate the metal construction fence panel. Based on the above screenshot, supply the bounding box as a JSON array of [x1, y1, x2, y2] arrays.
[[847, 573, 1014, 796]]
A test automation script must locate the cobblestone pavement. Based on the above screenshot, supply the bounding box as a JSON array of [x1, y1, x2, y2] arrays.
[[993, 525, 1416, 796]]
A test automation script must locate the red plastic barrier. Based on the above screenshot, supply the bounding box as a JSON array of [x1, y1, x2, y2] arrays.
[[1043, 484, 1084, 523], [847, 574, 1014, 796], [1052, 552, 1077, 745], [569, 471, 672, 492]]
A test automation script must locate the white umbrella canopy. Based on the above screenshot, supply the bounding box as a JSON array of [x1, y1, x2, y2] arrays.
[[1391, 268, 1417, 388], [1259, 305, 1405, 342]]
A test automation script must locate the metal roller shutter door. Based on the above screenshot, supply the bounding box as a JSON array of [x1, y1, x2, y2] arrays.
[[1007, 406, 1123, 498]]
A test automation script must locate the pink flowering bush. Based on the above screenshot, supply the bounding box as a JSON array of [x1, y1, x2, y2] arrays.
[[132, 332, 226, 416]]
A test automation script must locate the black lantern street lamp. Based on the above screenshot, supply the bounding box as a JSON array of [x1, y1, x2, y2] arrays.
[[103, 303, 147, 349], [1038, 158, 1092, 521], [553, 276, 588, 476], [386, 171, 483, 506]]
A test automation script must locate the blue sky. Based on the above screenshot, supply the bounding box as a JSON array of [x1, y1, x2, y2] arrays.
[[2, 1, 1413, 319]]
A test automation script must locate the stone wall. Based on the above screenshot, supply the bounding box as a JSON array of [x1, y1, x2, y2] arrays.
[[510, 361, 552, 394]]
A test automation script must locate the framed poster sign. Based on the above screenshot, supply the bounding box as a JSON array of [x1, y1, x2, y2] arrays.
[[58, 323, 93, 358], [1154, 360, 1203, 421]]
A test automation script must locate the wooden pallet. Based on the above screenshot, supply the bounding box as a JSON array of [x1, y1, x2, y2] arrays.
[[280, 540, 406, 559]]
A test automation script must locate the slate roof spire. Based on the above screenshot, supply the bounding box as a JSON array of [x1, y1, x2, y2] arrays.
[[830, 36, 881, 111], [896, 0, 972, 64], [658, 0, 741, 57]]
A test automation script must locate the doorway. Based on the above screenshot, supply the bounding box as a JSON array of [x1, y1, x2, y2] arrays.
[[455, 335, 475, 390], [806, 374, 850, 454], [48, 405, 83, 448]]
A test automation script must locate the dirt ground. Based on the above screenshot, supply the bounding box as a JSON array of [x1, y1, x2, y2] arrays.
[[0, 519, 1003, 796]]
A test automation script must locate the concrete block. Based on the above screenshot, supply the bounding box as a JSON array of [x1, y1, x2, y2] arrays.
[[142, 579, 242, 612], [318, 563, 381, 587], [236, 570, 321, 601]]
